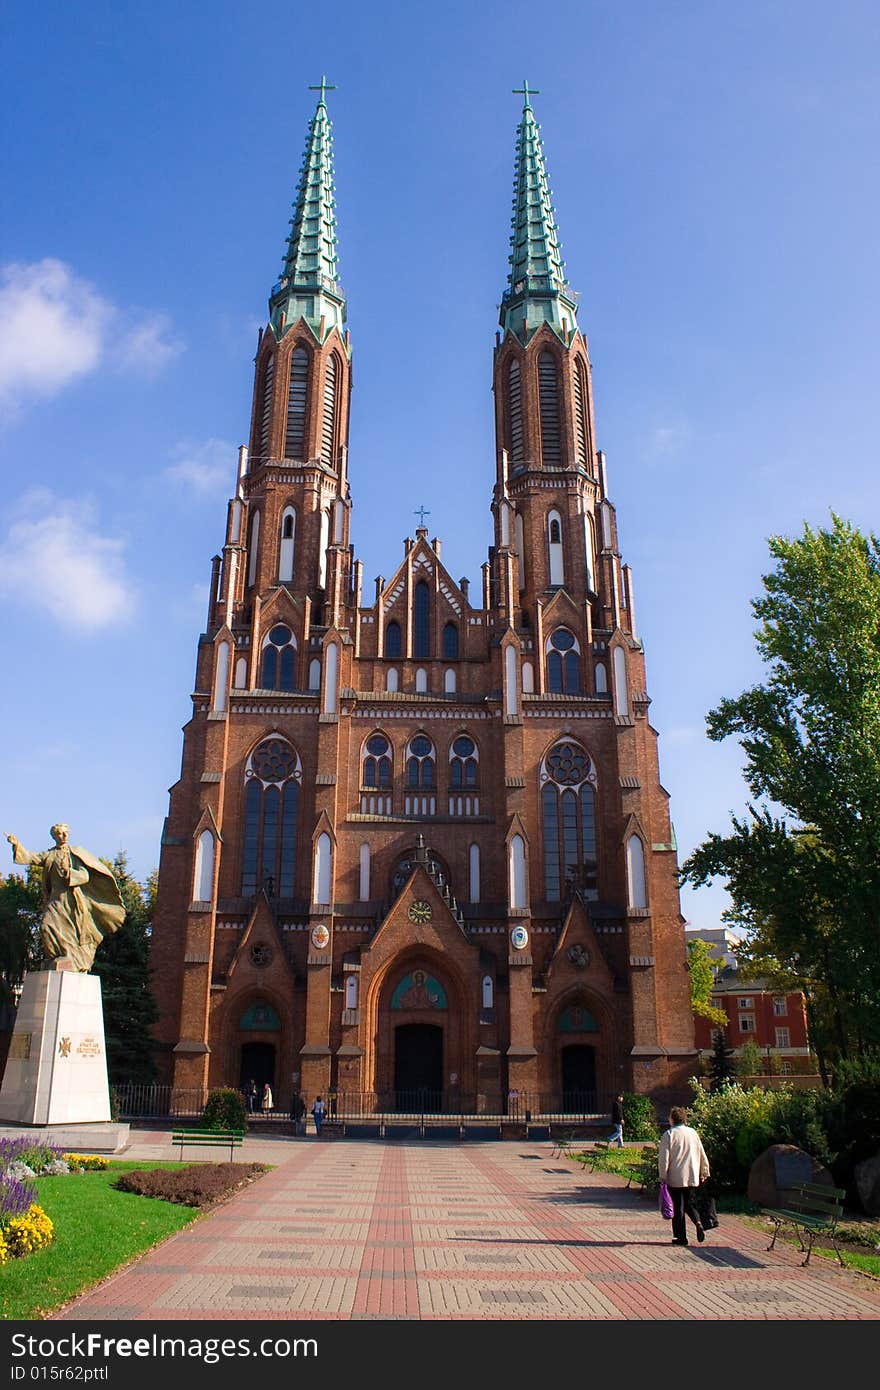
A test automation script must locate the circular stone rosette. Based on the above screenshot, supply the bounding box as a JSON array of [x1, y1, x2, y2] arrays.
[[509, 924, 529, 951], [311, 924, 330, 950]]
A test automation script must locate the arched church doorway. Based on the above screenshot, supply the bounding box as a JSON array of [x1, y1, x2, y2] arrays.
[[561, 1044, 596, 1112], [240, 1041, 276, 1097], [394, 1024, 443, 1111]]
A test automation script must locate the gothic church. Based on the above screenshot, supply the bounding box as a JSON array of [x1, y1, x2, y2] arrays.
[[150, 85, 697, 1115]]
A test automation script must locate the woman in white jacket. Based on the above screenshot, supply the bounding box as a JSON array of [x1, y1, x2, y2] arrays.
[[658, 1106, 710, 1246]]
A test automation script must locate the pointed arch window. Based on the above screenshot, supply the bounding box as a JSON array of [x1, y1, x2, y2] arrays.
[[405, 734, 436, 817], [261, 624, 297, 691], [247, 510, 260, 588], [385, 620, 402, 659], [548, 509, 564, 585], [449, 734, 479, 816], [321, 355, 338, 465], [538, 350, 561, 466], [573, 358, 589, 469], [193, 829, 215, 903], [584, 512, 596, 592], [241, 737, 301, 897], [509, 834, 527, 910], [212, 640, 230, 713], [358, 843, 371, 901], [360, 732, 392, 815], [541, 740, 598, 902], [259, 354, 275, 458], [508, 358, 524, 463], [626, 834, 647, 910], [386, 666, 399, 692], [314, 832, 332, 905], [413, 580, 430, 658], [284, 347, 309, 459], [546, 628, 581, 694], [442, 622, 459, 659], [468, 843, 481, 903], [278, 506, 296, 582]]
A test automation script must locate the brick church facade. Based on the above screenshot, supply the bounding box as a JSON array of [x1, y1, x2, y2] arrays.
[[150, 86, 697, 1115]]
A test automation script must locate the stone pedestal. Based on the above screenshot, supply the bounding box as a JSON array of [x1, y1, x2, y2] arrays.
[[0, 970, 112, 1124]]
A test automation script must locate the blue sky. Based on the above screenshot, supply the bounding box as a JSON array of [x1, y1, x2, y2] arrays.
[[2, 1, 878, 933]]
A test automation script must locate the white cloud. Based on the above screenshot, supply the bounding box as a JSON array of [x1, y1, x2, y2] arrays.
[[647, 421, 693, 458], [165, 438, 238, 495], [118, 313, 184, 374], [0, 493, 136, 630], [0, 258, 183, 415], [0, 259, 111, 409]]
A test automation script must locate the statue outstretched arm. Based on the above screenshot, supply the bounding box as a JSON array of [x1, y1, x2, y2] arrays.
[[6, 834, 42, 868]]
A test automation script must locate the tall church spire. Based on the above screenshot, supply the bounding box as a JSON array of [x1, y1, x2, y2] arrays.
[[269, 78, 346, 341], [501, 83, 579, 343]]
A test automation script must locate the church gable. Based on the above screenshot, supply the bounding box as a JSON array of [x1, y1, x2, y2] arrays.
[[546, 894, 614, 991], [364, 865, 475, 963], [226, 894, 295, 990]]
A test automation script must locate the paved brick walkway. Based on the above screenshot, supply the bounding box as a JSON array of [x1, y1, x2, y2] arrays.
[[54, 1138, 880, 1321]]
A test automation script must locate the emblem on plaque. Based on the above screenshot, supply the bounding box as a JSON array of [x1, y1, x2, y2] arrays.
[[58, 1036, 72, 1058], [510, 924, 529, 951], [311, 923, 330, 950], [408, 900, 433, 923]]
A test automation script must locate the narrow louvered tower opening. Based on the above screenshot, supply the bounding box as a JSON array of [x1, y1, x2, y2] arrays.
[[508, 358, 523, 462], [538, 350, 561, 466], [574, 359, 588, 469], [284, 348, 309, 459], [259, 355, 275, 458], [321, 355, 337, 464]]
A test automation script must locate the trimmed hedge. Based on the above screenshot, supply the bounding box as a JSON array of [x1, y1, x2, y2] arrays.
[[114, 1163, 267, 1208]]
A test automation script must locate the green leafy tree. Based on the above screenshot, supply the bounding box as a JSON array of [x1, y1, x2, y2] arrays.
[[681, 515, 880, 1064], [736, 1038, 763, 1079], [0, 870, 42, 1037], [93, 854, 159, 1084], [686, 938, 727, 1027]]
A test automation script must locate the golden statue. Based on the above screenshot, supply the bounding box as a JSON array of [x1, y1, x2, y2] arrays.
[[6, 824, 125, 973]]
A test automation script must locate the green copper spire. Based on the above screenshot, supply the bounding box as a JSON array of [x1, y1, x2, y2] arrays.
[[501, 83, 579, 343], [269, 78, 346, 341]]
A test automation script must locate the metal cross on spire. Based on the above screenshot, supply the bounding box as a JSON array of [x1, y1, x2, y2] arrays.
[[414, 506, 431, 528], [309, 75, 336, 105], [512, 80, 540, 109]]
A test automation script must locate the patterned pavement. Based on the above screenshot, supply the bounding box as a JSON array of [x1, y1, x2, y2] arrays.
[[53, 1137, 880, 1321]]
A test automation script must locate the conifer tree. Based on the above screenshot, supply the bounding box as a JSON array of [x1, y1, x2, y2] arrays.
[[94, 854, 159, 1084]]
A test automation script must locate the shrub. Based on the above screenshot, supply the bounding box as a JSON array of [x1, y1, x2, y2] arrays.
[[635, 1143, 660, 1195], [115, 1162, 267, 1208], [3, 1203, 54, 1258], [622, 1093, 659, 1141], [17, 1144, 63, 1174], [688, 1080, 834, 1192], [202, 1087, 247, 1133], [62, 1153, 108, 1171]]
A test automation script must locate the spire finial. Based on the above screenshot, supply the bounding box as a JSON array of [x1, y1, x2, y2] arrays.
[[512, 79, 539, 110], [309, 75, 336, 106], [414, 505, 431, 528]]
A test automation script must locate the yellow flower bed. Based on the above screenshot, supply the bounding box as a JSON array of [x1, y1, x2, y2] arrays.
[[1, 1203, 54, 1261], [62, 1153, 109, 1171]]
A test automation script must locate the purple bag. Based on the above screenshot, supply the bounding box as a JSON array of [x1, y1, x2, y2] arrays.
[[659, 1181, 673, 1220]]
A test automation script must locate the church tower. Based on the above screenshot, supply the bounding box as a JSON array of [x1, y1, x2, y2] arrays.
[[149, 85, 696, 1115]]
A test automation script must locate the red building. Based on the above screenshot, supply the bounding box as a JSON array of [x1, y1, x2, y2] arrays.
[[149, 87, 697, 1116], [694, 967, 813, 1076]]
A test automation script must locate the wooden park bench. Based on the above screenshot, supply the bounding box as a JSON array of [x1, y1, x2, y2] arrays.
[[763, 1181, 846, 1267], [171, 1129, 244, 1162]]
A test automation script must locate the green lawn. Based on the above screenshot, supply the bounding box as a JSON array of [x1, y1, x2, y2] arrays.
[[1, 1162, 198, 1321]]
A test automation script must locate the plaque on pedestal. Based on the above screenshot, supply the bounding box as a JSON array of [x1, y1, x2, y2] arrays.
[[0, 971, 112, 1124]]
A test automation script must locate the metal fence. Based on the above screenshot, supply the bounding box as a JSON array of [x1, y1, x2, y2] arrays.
[[113, 1081, 616, 1123]]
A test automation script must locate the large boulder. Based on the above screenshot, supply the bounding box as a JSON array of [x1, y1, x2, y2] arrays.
[[747, 1143, 833, 1207], [854, 1152, 880, 1215]]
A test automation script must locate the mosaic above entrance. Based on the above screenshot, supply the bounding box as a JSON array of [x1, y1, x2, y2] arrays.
[[391, 970, 447, 1010]]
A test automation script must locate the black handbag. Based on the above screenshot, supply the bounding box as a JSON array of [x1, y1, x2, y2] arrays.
[[697, 1193, 719, 1229]]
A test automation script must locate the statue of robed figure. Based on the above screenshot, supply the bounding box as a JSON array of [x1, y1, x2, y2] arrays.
[[6, 824, 125, 973]]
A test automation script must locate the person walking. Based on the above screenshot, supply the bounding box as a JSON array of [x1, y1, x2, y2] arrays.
[[291, 1091, 306, 1137], [608, 1093, 624, 1147], [658, 1105, 710, 1246], [311, 1095, 325, 1136], [245, 1079, 258, 1114], [261, 1081, 274, 1115]]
